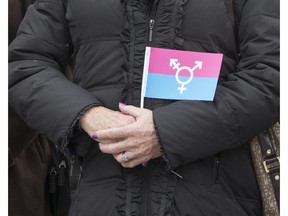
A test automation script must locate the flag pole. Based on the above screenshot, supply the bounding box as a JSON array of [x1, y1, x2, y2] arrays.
[[140, 47, 151, 108]]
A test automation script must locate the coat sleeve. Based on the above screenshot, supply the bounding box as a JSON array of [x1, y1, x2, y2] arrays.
[[9, 0, 101, 150], [153, 0, 279, 169]]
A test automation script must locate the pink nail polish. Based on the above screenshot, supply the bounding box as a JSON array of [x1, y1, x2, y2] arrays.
[[92, 133, 98, 139], [119, 102, 126, 107]]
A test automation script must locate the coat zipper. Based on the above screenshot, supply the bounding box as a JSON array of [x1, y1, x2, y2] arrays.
[[149, 19, 155, 42], [58, 160, 67, 186], [144, 165, 151, 215], [143, 1, 160, 213], [146, 0, 159, 43], [49, 167, 57, 194], [148, 0, 184, 180]]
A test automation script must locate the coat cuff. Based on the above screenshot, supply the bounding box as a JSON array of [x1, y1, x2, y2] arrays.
[[153, 117, 172, 171], [61, 103, 100, 157]]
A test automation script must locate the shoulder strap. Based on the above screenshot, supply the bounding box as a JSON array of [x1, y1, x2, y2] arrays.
[[224, 0, 240, 63]]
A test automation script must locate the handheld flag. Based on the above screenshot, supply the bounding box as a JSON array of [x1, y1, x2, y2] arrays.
[[141, 47, 223, 107]]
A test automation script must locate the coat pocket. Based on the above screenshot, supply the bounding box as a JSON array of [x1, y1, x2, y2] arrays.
[[180, 156, 217, 186]]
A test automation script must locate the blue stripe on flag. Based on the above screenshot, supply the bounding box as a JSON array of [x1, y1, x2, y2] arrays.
[[145, 73, 218, 101]]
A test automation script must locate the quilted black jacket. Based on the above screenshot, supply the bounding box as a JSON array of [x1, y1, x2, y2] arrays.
[[9, 0, 279, 215]]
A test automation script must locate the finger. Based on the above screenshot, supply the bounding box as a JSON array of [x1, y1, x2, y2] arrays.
[[113, 151, 150, 168], [119, 103, 142, 118], [142, 161, 149, 167], [121, 156, 147, 168], [113, 151, 132, 164], [96, 125, 132, 140], [97, 138, 121, 144], [99, 141, 127, 155], [91, 133, 98, 140], [91, 133, 117, 144]]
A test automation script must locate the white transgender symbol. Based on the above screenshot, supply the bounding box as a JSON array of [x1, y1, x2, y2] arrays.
[[169, 59, 203, 94]]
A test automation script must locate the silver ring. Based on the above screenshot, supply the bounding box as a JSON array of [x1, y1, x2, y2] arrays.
[[121, 152, 129, 163]]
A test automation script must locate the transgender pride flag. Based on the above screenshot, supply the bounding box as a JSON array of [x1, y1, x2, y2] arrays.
[[140, 47, 223, 107]]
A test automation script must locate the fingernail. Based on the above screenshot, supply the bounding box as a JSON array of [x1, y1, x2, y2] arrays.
[[142, 161, 149, 167], [119, 102, 126, 108], [92, 133, 98, 139]]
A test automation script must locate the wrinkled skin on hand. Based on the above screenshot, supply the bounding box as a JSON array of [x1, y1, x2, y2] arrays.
[[94, 104, 162, 168], [79, 105, 136, 138]]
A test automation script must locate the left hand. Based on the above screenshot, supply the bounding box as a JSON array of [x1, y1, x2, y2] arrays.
[[95, 104, 162, 168]]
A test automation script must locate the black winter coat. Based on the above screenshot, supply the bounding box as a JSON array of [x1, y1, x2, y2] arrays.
[[9, 0, 279, 215]]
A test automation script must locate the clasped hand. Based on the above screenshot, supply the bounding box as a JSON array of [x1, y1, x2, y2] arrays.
[[80, 103, 162, 168]]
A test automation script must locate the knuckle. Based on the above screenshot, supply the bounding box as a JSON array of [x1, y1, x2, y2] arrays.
[[133, 150, 142, 158], [137, 127, 147, 137], [110, 145, 118, 154]]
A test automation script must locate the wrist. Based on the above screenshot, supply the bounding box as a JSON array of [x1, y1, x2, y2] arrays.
[[79, 106, 104, 131]]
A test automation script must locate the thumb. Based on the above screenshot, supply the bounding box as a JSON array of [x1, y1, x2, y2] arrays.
[[119, 103, 141, 118]]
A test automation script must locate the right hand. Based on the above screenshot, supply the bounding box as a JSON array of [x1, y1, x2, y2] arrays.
[[79, 105, 135, 139]]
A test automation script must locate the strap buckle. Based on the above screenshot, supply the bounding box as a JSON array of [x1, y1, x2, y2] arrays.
[[263, 156, 280, 174]]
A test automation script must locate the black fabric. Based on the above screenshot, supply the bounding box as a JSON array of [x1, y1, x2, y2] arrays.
[[9, 0, 279, 215], [20, 0, 35, 17], [47, 139, 71, 216], [8, 0, 38, 165], [225, 0, 240, 62], [9, 135, 53, 216], [146, 0, 154, 13], [8, 1, 53, 216]]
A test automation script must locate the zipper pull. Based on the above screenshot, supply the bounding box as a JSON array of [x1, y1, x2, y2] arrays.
[[214, 154, 220, 183], [49, 167, 57, 193], [149, 19, 155, 42], [70, 154, 75, 177], [58, 160, 66, 186]]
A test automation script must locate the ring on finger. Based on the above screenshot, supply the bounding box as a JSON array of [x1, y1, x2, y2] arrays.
[[121, 152, 129, 163]]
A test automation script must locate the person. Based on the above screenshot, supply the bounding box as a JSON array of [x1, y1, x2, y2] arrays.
[[9, 0, 279, 215], [8, 0, 54, 216]]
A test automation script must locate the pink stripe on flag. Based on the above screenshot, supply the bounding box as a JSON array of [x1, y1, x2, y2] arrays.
[[148, 47, 223, 78]]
